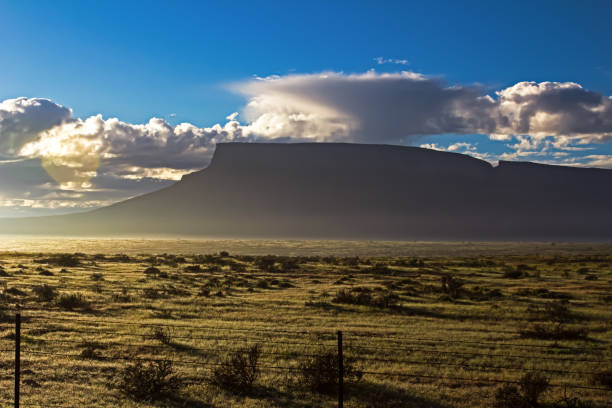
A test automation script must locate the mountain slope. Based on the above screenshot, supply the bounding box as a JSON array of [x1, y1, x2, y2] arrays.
[[3, 143, 612, 240]]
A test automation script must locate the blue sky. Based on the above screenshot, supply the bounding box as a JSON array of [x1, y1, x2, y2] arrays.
[[2, 0, 611, 124], [1, 1, 612, 216]]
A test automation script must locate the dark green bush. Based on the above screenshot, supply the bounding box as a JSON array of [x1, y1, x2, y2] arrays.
[[210, 344, 260, 394], [494, 384, 528, 408], [56, 293, 90, 310], [144, 266, 161, 276], [116, 360, 180, 401], [36, 254, 81, 267], [31, 284, 57, 302], [519, 372, 549, 406], [591, 369, 612, 388], [151, 327, 173, 345], [298, 350, 362, 394], [440, 274, 464, 299], [494, 372, 549, 408], [332, 287, 399, 308]]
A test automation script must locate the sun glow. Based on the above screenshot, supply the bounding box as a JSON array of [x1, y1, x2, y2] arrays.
[[19, 117, 103, 189]]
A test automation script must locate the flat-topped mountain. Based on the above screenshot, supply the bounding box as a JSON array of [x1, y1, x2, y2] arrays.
[[3, 143, 612, 240]]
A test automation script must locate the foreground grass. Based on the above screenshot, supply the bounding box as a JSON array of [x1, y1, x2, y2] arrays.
[[0, 248, 609, 407]]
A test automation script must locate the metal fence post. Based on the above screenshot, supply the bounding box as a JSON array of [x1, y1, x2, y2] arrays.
[[337, 330, 343, 408], [15, 312, 21, 408]]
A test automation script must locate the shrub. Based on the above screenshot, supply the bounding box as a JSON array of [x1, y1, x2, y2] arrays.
[[38, 268, 54, 276], [332, 287, 398, 308], [56, 293, 89, 310], [493, 373, 549, 408], [116, 360, 180, 401], [37, 254, 81, 267], [551, 396, 593, 408], [367, 263, 392, 274], [519, 372, 549, 406], [144, 266, 161, 276], [493, 384, 528, 408], [503, 270, 526, 279], [31, 284, 57, 302], [519, 324, 588, 340], [298, 350, 362, 394], [591, 369, 612, 388], [230, 263, 246, 272], [142, 288, 162, 299], [255, 256, 277, 272], [90, 273, 104, 281], [112, 287, 132, 302], [151, 327, 173, 345], [210, 344, 260, 394], [521, 300, 587, 340], [440, 274, 463, 299]]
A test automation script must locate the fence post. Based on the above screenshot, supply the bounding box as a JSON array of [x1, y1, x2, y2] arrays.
[[337, 330, 343, 408], [15, 312, 20, 408]]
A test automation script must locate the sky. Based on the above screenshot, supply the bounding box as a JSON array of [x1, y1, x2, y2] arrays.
[[1, 0, 612, 217]]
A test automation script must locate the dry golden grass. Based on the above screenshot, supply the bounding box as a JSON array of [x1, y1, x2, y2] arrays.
[[0, 243, 609, 407]]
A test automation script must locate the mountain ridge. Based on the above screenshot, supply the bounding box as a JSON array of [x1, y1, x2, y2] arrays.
[[2, 142, 612, 241]]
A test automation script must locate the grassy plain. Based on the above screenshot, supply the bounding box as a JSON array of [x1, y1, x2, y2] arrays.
[[0, 241, 610, 407]]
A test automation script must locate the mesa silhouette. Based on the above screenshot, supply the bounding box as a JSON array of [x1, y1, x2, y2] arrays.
[[3, 143, 612, 240]]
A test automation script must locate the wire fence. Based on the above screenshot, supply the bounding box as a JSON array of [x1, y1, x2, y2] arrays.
[[0, 311, 610, 408]]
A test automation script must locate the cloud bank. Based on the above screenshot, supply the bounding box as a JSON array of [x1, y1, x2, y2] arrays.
[[237, 72, 612, 145], [1, 71, 612, 214]]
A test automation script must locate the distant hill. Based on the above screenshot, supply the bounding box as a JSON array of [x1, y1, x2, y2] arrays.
[[3, 142, 612, 240]]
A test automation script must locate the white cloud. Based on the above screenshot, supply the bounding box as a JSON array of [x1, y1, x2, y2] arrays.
[[581, 155, 612, 168], [0, 97, 72, 155], [374, 57, 410, 65], [235, 71, 496, 144]]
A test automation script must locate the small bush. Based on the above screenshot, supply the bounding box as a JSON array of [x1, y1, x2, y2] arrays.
[[551, 396, 593, 408], [520, 324, 588, 340], [332, 287, 399, 308], [591, 369, 612, 388], [503, 270, 526, 279], [90, 273, 104, 281], [151, 327, 173, 345], [116, 360, 180, 401], [56, 293, 89, 310], [494, 384, 528, 408], [31, 284, 57, 302], [184, 265, 202, 273], [519, 372, 549, 406], [494, 373, 549, 408], [521, 301, 587, 340], [142, 288, 163, 299], [440, 274, 463, 299], [144, 266, 161, 276], [112, 287, 132, 302], [299, 350, 362, 394], [37, 254, 81, 267], [38, 268, 53, 276], [210, 344, 261, 394]]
